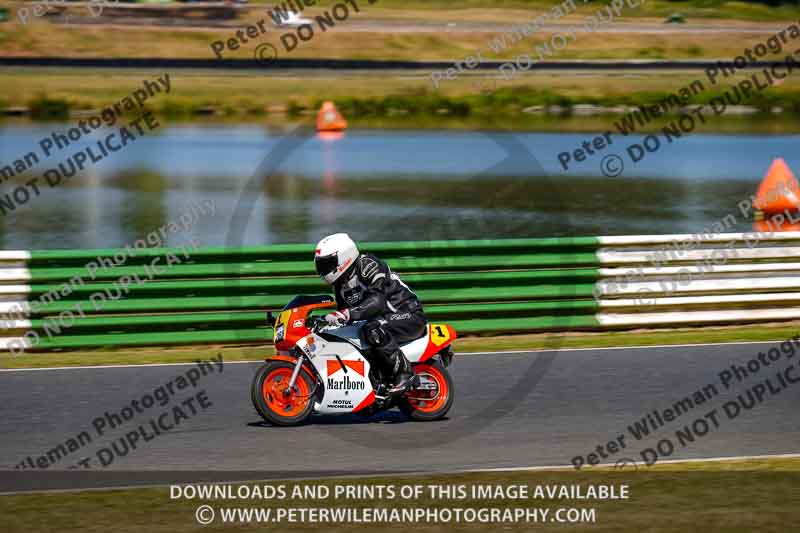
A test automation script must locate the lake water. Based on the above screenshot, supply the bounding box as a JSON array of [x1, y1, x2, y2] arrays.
[[0, 122, 798, 250]]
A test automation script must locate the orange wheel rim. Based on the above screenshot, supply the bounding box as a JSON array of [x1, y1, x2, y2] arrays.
[[263, 367, 310, 417], [405, 364, 448, 414]]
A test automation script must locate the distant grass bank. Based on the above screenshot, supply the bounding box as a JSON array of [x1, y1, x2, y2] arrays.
[[3, 68, 800, 128], [3, 321, 800, 369]]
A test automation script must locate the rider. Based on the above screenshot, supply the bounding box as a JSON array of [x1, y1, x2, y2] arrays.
[[314, 233, 425, 394]]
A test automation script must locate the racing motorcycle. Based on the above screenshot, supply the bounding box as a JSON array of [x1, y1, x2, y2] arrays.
[[251, 295, 456, 426]]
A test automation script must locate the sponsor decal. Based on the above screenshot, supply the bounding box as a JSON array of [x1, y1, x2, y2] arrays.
[[337, 257, 354, 272], [327, 375, 366, 390], [430, 324, 451, 346], [343, 284, 362, 305], [326, 359, 366, 390], [327, 359, 365, 376], [361, 258, 378, 277], [302, 336, 318, 356]]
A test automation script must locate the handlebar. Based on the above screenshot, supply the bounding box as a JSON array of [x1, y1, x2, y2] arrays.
[[306, 316, 328, 331], [266, 311, 353, 333]]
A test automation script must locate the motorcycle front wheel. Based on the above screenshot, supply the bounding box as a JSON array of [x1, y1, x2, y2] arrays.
[[251, 361, 315, 426]]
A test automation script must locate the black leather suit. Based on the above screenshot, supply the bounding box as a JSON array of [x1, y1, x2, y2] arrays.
[[332, 253, 426, 377]]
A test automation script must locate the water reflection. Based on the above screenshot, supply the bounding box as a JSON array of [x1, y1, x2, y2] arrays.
[[0, 123, 797, 249], [108, 171, 168, 245]]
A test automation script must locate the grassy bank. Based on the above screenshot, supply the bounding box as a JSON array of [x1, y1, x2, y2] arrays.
[[7, 0, 800, 24], [3, 321, 799, 369], [4, 68, 800, 126], [3, 19, 794, 62], [2, 1, 799, 62], [2, 457, 799, 532]]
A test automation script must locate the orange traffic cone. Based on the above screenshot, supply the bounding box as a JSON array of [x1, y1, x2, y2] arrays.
[[752, 219, 800, 232], [316, 101, 347, 132], [753, 158, 800, 217]]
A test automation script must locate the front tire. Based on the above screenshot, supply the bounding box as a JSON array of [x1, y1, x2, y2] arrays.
[[398, 360, 454, 421], [251, 361, 315, 426]]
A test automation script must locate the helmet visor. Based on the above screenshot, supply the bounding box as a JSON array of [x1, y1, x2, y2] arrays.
[[315, 254, 338, 278]]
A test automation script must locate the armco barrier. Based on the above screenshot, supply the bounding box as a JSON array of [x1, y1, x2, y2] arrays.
[[2, 232, 800, 351]]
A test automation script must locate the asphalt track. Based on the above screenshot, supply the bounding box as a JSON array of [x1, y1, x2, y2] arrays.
[[49, 15, 793, 35], [1, 341, 799, 492]]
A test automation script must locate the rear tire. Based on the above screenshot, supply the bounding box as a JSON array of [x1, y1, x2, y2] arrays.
[[251, 361, 315, 426], [398, 360, 454, 421]]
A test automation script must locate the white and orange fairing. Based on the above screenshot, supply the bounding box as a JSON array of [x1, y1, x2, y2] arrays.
[[401, 323, 457, 363], [268, 299, 455, 415]]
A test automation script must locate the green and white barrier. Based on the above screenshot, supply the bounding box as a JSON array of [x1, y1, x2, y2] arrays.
[[2, 232, 800, 351]]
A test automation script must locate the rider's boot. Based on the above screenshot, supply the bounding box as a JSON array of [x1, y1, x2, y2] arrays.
[[388, 349, 417, 394]]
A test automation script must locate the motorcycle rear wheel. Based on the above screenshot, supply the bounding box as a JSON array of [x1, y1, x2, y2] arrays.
[[252, 361, 315, 426], [398, 360, 454, 421]]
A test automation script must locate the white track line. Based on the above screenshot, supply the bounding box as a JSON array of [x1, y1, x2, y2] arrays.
[[460, 338, 799, 356], [1, 453, 798, 496], [598, 232, 800, 245], [455, 452, 800, 474], [1, 338, 797, 372], [0, 359, 236, 373]]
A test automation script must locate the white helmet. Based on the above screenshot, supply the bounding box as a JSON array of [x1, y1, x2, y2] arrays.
[[314, 233, 359, 285]]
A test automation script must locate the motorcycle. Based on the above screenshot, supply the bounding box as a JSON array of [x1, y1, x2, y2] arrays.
[[251, 295, 456, 426]]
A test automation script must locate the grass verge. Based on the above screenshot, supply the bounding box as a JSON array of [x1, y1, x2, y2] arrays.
[[4, 68, 800, 127], [2, 3, 799, 62], [1, 457, 799, 532], [2, 321, 800, 369]]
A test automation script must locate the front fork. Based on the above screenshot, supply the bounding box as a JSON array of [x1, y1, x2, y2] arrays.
[[285, 355, 305, 394]]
